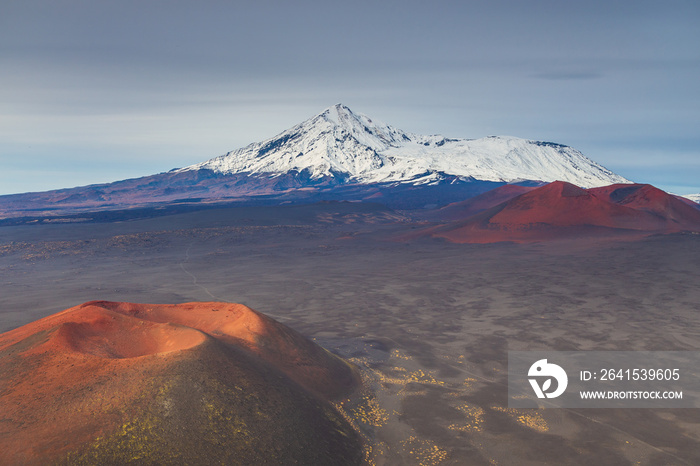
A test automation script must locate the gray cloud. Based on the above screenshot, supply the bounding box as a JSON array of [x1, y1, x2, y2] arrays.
[[0, 0, 698, 194], [534, 71, 603, 81]]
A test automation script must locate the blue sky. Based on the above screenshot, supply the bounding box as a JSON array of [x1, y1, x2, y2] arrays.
[[1, 0, 698, 195]]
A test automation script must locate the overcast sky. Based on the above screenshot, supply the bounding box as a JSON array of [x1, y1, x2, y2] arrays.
[[1, 0, 698, 195]]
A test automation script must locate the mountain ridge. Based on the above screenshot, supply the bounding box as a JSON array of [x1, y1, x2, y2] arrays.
[[182, 104, 629, 188], [412, 181, 700, 243], [0, 104, 632, 220], [681, 193, 700, 204]]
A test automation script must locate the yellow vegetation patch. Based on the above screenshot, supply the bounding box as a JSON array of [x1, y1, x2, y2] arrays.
[[349, 395, 389, 428], [491, 406, 549, 432], [401, 435, 449, 466], [447, 403, 485, 433], [392, 349, 413, 360]]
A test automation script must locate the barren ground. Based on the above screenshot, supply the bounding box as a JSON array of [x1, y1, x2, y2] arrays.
[[1, 203, 700, 465]]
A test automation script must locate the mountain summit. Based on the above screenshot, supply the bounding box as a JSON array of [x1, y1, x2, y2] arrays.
[[182, 104, 629, 188], [0, 104, 632, 220]]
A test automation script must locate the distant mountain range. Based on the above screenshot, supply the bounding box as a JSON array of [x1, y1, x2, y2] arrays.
[[0, 104, 632, 221]]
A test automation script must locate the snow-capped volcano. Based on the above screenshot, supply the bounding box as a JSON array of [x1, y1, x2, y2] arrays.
[[182, 104, 629, 188], [0, 104, 635, 221]]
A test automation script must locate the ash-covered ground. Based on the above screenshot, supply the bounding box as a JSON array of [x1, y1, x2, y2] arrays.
[[1, 203, 699, 465]]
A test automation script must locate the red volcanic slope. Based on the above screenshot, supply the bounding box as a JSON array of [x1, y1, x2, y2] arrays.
[[0, 301, 362, 464], [588, 183, 700, 226], [674, 195, 700, 209], [428, 181, 700, 243], [425, 184, 538, 222]]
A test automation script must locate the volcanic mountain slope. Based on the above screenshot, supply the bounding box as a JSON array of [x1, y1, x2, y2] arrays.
[[0, 104, 628, 219], [684, 193, 700, 205], [418, 181, 700, 243], [421, 183, 539, 222], [589, 184, 700, 223], [185, 104, 628, 188], [0, 301, 363, 465]]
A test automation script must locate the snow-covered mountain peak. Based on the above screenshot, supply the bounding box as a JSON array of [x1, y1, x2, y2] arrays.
[[182, 105, 630, 188], [319, 103, 387, 132], [319, 103, 359, 125], [312, 103, 411, 149]]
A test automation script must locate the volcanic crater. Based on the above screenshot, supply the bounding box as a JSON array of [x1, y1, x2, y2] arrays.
[[0, 301, 363, 465]]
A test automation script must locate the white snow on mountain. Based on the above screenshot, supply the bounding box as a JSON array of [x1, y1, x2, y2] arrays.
[[682, 194, 700, 204], [182, 104, 630, 188]]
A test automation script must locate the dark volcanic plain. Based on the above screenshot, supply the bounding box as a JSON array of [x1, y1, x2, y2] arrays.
[[1, 201, 700, 465]]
